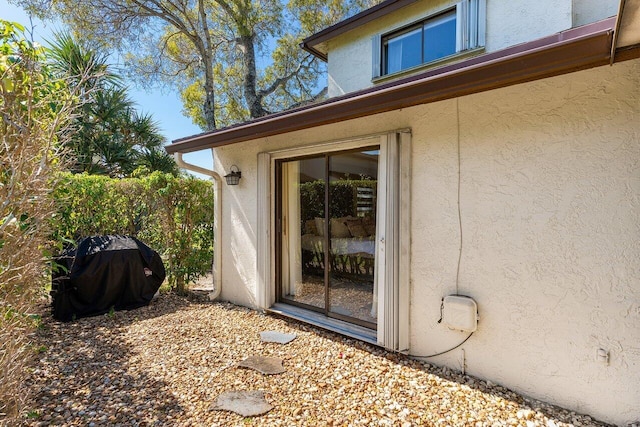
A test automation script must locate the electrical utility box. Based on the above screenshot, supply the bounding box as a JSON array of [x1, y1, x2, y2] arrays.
[[442, 295, 478, 332]]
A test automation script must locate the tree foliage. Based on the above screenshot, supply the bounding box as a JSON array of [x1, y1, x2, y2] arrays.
[[48, 32, 179, 177], [0, 19, 76, 423], [13, 0, 381, 130]]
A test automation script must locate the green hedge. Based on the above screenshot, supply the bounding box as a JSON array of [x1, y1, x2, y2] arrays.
[[300, 179, 377, 221], [52, 172, 214, 294]]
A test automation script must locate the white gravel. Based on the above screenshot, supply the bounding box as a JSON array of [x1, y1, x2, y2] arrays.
[[24, 293, 611, 426]]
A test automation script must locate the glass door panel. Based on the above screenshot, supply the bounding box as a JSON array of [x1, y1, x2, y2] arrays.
[[328, 150, 379, 327], [280, 157, 325, 311], [278, 148, 379, 329]]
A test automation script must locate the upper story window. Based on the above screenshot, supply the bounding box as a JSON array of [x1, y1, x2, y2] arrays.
[[383, 10, 457, 74], [373, 0, 485, 78]]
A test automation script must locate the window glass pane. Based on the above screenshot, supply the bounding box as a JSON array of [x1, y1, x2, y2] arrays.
[[384, 27, 422, 74], [328, 150, 379, 327], [278, 149, 379, 329], [423, 11, 457, 63], [280, 157, 326, 311]]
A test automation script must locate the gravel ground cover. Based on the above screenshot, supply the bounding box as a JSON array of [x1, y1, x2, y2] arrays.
[[25, 293, 609, 427]]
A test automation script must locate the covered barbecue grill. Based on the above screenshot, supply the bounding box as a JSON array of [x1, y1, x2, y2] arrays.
[[51, 235, 166, 321]]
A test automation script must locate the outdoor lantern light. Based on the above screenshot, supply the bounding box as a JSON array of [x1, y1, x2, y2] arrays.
[[224, 165, 242, 185]]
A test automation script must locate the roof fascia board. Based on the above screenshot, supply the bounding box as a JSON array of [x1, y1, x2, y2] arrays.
[[300, 44, 328, 62], [300, 0, 420, 59], [615, 43, 640, 61], [167, 18, 619, 155]]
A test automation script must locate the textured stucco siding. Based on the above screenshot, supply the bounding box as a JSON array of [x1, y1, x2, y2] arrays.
[[327, 0, 617, 96], [408, 60, 640, 425], [572, 0, 618, 26], [484, 0, 571, 51], [211, 144, 260, 308], [211, 60, 640, 425]]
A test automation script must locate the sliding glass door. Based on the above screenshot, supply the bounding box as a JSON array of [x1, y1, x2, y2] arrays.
[[277, 148, 379, 328]]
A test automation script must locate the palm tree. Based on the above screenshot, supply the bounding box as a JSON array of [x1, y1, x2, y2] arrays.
[[121, 111, 179, 175], [47, 31, 120, 92], [48, 32, 177, 177], [138, 148, 180, 176]]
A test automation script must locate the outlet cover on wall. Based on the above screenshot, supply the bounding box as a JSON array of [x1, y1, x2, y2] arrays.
[[442, 295, 478, 332]]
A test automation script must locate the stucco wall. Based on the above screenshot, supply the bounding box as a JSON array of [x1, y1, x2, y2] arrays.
[[211, 59, 640, 425], [408, 60, 640, 425], [326, 0, 618, 96], [572, 0, 618, 26], [484, 0, 571, 51]]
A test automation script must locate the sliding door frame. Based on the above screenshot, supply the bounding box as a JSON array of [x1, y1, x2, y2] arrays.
[[275, 147, 380, 329], [257, 129, 411, 351]]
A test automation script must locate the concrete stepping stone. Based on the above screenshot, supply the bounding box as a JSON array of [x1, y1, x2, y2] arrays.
[[238, 356, 286, 375], [260, 331, 297, 344], [210, 390, 273, 417]]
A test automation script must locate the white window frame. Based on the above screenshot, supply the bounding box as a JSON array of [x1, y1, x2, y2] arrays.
[[372, 0, 486, 79], [256, 130, 411, 352]]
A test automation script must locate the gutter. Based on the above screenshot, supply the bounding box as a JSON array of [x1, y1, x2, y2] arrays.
[[174, 152, 223, 301]]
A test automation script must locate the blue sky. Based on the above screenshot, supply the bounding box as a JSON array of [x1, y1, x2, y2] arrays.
[[1, 0, 212, 172]]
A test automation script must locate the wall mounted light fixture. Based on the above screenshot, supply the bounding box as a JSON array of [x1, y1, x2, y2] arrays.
[[224, 165, 242, 185]]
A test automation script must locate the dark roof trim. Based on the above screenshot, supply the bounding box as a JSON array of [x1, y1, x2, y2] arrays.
[[167, 18, 630, 155], [300, 44, 327, 62], [300, 0, 420, 61]]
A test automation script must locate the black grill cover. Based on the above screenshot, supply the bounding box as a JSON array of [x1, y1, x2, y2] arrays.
[[51, 235, 166, 321]]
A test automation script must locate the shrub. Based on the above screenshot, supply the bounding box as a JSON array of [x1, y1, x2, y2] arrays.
[[52, 172, 214, 295], [0, 20, 75, 424]]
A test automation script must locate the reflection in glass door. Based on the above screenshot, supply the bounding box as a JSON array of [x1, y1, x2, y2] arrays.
[[279, 157, 325, 311], [277, 148, 379, 329]]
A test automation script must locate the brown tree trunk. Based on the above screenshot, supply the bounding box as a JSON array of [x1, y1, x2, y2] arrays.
[[199, 0, 217, 131], [238, 34, 268, 119], [202, 75, 217, 131]]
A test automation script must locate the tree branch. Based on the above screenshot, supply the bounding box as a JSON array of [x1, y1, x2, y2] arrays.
[[286, 86, 328, 110], [257, 53, 316, 98]]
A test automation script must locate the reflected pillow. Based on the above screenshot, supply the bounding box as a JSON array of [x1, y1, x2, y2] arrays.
[[362, 216, 376, 236], [346, 219, 368, 238], [314, 217, 325, 237], [305, 219, 318, 235], [330, 218, 351, 238]]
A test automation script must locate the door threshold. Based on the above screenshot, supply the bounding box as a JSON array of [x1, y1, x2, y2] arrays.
[[267, 303, 378, 346]]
